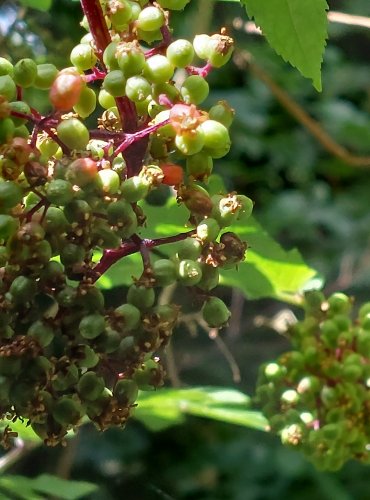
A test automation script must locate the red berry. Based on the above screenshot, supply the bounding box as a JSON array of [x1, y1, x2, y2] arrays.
[[49, 69, 84, 111], [160, 163, 184, 186]]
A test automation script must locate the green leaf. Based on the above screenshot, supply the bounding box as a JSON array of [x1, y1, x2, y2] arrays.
[[135, 387, 269, 432], [241, 0, 328, 91], [0, 420, 41, 443], [19, 0, 52, 11], [32, 475, 98, 500]]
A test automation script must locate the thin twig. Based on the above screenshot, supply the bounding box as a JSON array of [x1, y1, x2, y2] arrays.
[[208, 328, 241, 383], [233, 50, 370, 169], [0, 438, 38, 473]]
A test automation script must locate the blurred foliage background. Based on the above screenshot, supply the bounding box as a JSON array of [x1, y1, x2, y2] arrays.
[[1, 0, 370, 498]]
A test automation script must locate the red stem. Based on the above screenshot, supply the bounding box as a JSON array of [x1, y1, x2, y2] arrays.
[[79, 0, 111, 62], [92, 230, 196, 281]]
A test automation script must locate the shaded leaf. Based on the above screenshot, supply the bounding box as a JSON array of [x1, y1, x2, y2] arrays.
[[19, 0, 52, 11], [135, 387, 269, 432]]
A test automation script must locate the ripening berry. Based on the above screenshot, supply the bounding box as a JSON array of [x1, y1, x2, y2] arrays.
[[66, 157, 98, 187], [49, 70, 84, 111], [160, 163, 184, 186], [56, 118, 89, 150], [13, 58, 37, 88], [70, 43, 97, 71], [202, 297, 231, 328]]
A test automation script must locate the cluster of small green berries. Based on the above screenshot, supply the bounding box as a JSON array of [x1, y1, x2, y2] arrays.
[[256, 291, 370, 471], [0, 0, 253, 445]]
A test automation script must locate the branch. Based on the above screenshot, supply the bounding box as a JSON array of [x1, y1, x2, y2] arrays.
[[92, 229, 196, 281], [234, 51, 370, 169]]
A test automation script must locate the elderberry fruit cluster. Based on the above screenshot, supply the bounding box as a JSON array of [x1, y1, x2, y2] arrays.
[[0, 0, 253, 445], [256, 291, 370, 470]]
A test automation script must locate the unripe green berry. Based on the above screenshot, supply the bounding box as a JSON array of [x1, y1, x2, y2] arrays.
[[70, 43, 97, 71], [79, 313, 106, 339], [209, 101, 235, 128], [0, 118, 15, 143], [177, 259, 202, 286], [196, 217, 220, 243], [0, 215, 19, 240], [0, 75, 16, 101], [53, 396, 82, 425], [73, 86, 97, 118], [114, 379, 138, 405], [153, 258, 177, 287], [137, 6, 165, 32], [0, 58, 14, 77], [78, 371, 105, 401], [57, 118, 89, 150], [121, 176, 150, 202], [202, 296, 231, 328], [157, 0, 190, 9], [125, 75, 151, 102], [177, 237, 202, 261], [127, 284, 155, 310], [144, 55, 174, 84], [34, 63, 58, 89], [199, 119, 230, 158], [181, 75, 209, 105], [13, 58, 37, 88], [8, 275, 37, 304], [9, 101, 31, 126], [96, 169, 120, 195], [103, 42, 120, 71], [114, 303, 141, 332], [27, 320, 54, 347], [166, 39, 194, 68], [197, 263, 219, 291], [46, 179, 74, 206], [103, 70, 126, 97]]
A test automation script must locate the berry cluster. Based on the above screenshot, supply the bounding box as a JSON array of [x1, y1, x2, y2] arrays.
[[0, 0, 253, 445], [256, 291, 370, 470]]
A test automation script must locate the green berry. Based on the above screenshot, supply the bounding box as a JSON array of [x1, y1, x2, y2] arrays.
[[46, 179, 74, 206], [114, 379, 138, 405], [177, 237, 202, 260], [197, 263, 219, 291], [177, 259, 202, 286], [166, 39, 194, 68], [98, 88, 116, 109], [8, 275, 37, 304], [13, 58, 37, 88], [175, 129, 205, 156], [153, 258, 177, 287], [196, 217, 220, 243], [199, 119, 230, 158], [137, 6, 165, 32], [34, 63, 58, 89], [103, 70, 126, 97], [27, 320, 54, 347], [157, 0, 190, 10], [79, 313, 106, 339], [127, 284, 155, 310], [0, 58, 14, 77], [53, 396, 82, 425], [77, 371, 105, 401], [121, 176, 150, 202], [70, 43, 97, 71], [202, 296, 231, 328], [73, 86, 97, 118], [57, 118, 89, 150], [9, 101, 31, 126], [209, 101, 235, 128], [96, 169, 120, 195], [125, 75, 151, 102], [181, 75, 209, 105], [114, 303, 141, 332], [144, 55, 174, 84], [103, 42, 120, 71], [0, 214, 18, 240], [0, 75, 16, 101], [116, 41, 146, 77], [0, 181, 23, 209], [0, 118, 15, 143]]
